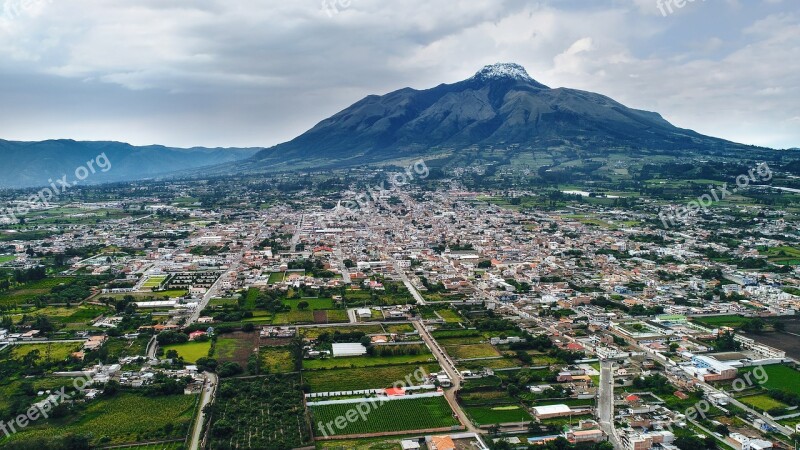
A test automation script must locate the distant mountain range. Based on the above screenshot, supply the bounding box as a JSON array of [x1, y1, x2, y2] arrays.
[[3, 63, 782, 188], [0, 140, 260, 188], [238, 62, 762, 172]]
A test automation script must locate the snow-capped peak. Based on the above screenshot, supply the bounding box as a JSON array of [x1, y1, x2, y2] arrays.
[[473, 63, 533, 81]]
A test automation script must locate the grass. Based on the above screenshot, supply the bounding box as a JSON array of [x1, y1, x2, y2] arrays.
[[443, 343, 500, 360], [304, 363, 440, 392], [464, 405, 533, 425], [0, 393, 197, 446], [383, 323, 415, 334], [10, 342, 81, 361], [760, 246, 800, 265], [300, 325, 384, 339], [739, 394, 787, 412], [215, 337, 253, 363], [268, 272, 285, 283], [142, 275, 167, 288], [303, 353, 435, 370], [310, 396, 458, 436], [261, 346, 296, 373], [436, 309, 463, 323], [162, 341, 211, 363], [691, 315, 752, 328], [739, 364, 800, 395], [0, 277, 77, 306], [0, 255, 16, 264]]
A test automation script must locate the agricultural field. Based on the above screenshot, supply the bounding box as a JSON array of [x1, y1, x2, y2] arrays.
[[383, 323, 415, 334], [0, 276, 77, 306], [436, 309, 463, 323], [443, 343, 500, 360], [303, 352, 435, 370], [309, 395, 459, 436], [300, 325, 384, 339], [104, 336, 150, 359], [273, 297, 347, 325], [739, 394, 788, 412], [215, 333, 257, 365], [10, 341, 81, 361], [303, 363, 440, 393], [739, 364, 800, 395], [260, 346, 296, 373], [0, 393, 196, 447], [142, 275, 167, 288], [208, 375, 311, 449], [759, 246, 800, 265], [208, 297, 238, 307], [268, 272, 285, 283], [0, 255, 16, 264], [162, 341, 211, 363], [463, 404, 533, 425], [691, 315, 752, 329]]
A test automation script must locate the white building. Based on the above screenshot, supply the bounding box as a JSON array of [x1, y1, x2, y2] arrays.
[[332, 343, 367, 358]]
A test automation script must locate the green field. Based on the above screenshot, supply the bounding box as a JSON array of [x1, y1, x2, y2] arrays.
[[691, 315, 752, 328], [10, 342, 81, 361], [740, 394, 788, 411], [310, 396, 458, 436], [760, 246, 800, 266], [0, 393, 196, 446], [142, 275, 167, 288], [443, 343, 500, 360], [260, 346, 296, 373], [0, 255, 16, 264], [464, 404, 533, 425], [304, 363, 439, 392], [268, 272, 285, 283], [0, 277, 77, 306], [300, 325, 384, 339], [436, 309, 463, 323], [163, 341, 212, 363], [739, 364, 800, 395], [303, 353, 435, 370]]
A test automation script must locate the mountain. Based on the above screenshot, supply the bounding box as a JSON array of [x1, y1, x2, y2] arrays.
[[0, 140, 260, 188], [245, 63, 756, 172]]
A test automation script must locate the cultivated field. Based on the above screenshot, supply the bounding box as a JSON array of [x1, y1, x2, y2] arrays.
[[162, 341, 211, 363], [310, 396, 458, 436], [303, 363, 440, 392]]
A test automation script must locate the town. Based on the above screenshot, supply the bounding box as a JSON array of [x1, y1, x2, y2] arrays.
[[1, 164, 799, 450]]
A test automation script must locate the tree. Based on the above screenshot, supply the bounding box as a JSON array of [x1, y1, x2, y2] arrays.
[[297, 301, 309, 311]]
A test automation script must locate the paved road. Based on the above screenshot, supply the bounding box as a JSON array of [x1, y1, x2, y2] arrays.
[[597, 359, 622, 449], [390, 259, 426, 306], [412, 320, 478, 433], [189, 371, 218, 450]]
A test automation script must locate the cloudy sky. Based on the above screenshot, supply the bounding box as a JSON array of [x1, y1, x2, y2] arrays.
[[0, 0, 797, 149]]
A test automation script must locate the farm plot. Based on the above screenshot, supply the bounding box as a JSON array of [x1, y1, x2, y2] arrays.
[[739, 364, 800, 395], [0, 393, 196, 447], [208, 375, 311, 449], [463, 405, 533, 425], [303, 352, 434, 371], [300, 325, 384, 339], [739, 394, 788, 412], [260, 346, 296, 373], [142, 275, 167, 288], [10, 342, 81, 362], [162, 341, 211, 363], [310, 395, 459, 436], [304, 363, 440, 393], [436, 309, 463, 323], [215, 333, 258, 365], [0, 277, 77, 307], [443, 343, 500, 360]]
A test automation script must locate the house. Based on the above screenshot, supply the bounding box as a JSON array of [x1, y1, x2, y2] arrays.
[[356, 308, 372, 319], [188, 331, 207, 341], [428, 435, 455, 450], [532, 404, 572, 419]]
